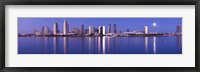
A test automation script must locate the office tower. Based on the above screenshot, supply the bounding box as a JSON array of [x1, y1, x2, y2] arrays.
[[176, 25, 182, 33], [98, 26, 103, 35], [102, 26, 106, 35], [89, 26, 94, 35], [144, 26, 148, 34], [80, 24, 84, 35], [73, 28, 79, 35], [41, 26, 44, 35], [53, 22, 58, 35], [114, 24, 117, 33], [126, 28, 129, 32], [108, 24, 111, 33], [44, 26, 50, 35], [63, 20, 69, 35], [98, 26, 101, 34]]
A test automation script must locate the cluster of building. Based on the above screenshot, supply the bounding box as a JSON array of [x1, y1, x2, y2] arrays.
[[31, 20, 119, 36], [19, 20, 182, 37]]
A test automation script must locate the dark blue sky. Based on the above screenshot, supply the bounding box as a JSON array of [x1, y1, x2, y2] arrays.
[[18, 18, 182, 34]]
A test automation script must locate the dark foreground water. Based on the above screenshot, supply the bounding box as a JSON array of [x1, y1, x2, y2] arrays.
[[18, 36, 182, 54]]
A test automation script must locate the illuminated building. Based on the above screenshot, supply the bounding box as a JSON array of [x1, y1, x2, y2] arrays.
[[44, 26, 50, 35], [108, 24, 111, 33], [63, 20, 69, 35], [53, 22, 58, 35], [144, 26, 148, 34], [102, 26, 106, 35], [89, 26, 94, 35]]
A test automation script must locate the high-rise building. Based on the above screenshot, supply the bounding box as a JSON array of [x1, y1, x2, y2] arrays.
[[80, 24, 84, 35], [44, 26, 50, 35], [63, 20, 69, 35], [102, 26, 106, 35], [98, 26, 103, 35], [108, 24, 111, 33], [73, 28, 79, 35], [144, 26, 148, 34], [89, 26, 94, 35], [114, 24, 117, 33], [176, 25, 182, 33], [41, 26, 44, 35], [53, 22, 58, 35]]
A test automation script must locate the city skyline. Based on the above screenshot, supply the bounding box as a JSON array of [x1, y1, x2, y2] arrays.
[[18, 18, 182, 54], [18, 18, 182, 34]]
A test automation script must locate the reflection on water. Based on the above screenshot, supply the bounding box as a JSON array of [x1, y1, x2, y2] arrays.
[[63, 37, 67, 53], [98, 37, 101, 54], [107, 37, 111, 54], [53, 37, 57, 54], [88, 37, 92, 53], [18, 36, 182, 54], [102, 37, 106, 54], [44, 37, 48, 53], [153, 37, 156, 54], [145, 37, 148, 53]]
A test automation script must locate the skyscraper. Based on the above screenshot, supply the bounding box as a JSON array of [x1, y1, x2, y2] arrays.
[[53, 22, 58, 35], [63, 20, 69, 35], [102, 26, 106, 35], [176, 25, 182, 34], [80, 24, 84, 35], [144, 26, 148, 34], [114, 24, 117, 33], [89, 26, 94, 35], [44, 26, 50, 35], [98, 26, 103, 35], [41, 26, 44, 35], [108, 24, 111, 33], [73, 28, 79, 35]]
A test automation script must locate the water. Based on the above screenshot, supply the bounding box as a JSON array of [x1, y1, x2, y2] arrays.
[[18, 36, 182, 54]]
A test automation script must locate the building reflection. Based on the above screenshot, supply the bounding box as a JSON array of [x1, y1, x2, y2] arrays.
[[113, 37, 116, 49], [176, 36, 182, 53], [98, 37, 102, 54], [43, 37, 48, 53], [81, 37, 84, 53], [107, 37, 111, 54], [145, 37, 148, 53], [113, 37, 116, 53], [63, 37, 68, 54], [88, 37, 93, 53], [102, 37, 106, 54], [153, 36, 156, 54], [53, 37, 57, 54]]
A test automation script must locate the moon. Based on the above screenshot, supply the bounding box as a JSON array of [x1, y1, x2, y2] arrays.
[[153, 23, 156, 26]]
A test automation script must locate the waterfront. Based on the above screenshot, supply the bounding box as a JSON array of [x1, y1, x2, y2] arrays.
[[18, 36, 182, 54]]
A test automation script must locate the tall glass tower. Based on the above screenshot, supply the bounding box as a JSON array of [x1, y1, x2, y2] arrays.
[[63, 20, 69, 35], [53, 22, 58, 35], [108, 24, 111, 33], [114, 24, 117, 33], [80, 24, 84, 35]]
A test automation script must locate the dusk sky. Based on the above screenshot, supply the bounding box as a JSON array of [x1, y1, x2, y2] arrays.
[[18, 18, 182, 34]]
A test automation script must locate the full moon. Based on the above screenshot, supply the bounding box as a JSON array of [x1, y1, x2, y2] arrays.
[[153, 23, 156, 26]]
